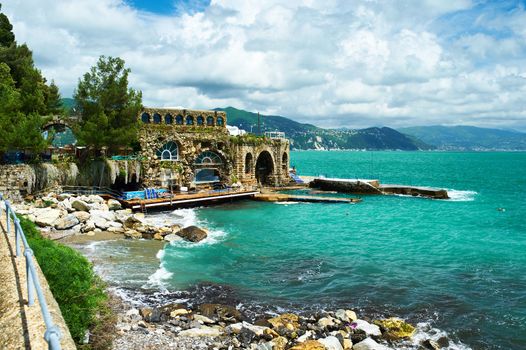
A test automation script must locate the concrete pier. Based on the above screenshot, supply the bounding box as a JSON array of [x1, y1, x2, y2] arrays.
[[305, 177, 449, 199], [254, 193, 361, 203]]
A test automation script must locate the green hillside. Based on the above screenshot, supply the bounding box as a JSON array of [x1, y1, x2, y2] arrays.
[[400, 125, 526, 150], [217, 107, 430, 150]]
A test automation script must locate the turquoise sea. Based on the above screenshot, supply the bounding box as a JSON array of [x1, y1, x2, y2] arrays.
[[78, 151, 526, 349]]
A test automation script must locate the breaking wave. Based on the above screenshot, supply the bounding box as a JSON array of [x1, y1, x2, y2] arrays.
[[446, 190, 477, 202]]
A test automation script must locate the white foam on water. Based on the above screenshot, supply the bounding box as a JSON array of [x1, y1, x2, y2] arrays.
[[446, 189, 477, 202], [274, 201, 300, 205], [145, 265, 173, 290], [402, 322, 472, 350], [142, 208, 199, 228]]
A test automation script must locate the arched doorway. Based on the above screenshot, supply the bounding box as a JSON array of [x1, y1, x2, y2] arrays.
[[255, 151, 274, 185], [282, 152, 288, 172]]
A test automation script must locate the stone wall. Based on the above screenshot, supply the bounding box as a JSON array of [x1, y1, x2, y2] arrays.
[[138, 125, 291, 188], [0, 160, 142, 202]]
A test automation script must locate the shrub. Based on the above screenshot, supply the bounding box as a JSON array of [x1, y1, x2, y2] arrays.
[[19, 216, 109, 346]]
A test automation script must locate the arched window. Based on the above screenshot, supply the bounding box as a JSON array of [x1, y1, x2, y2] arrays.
[[206, 116, 214, 126], [156, 141, 178, 161], [194, 151, 222, 165], [216, 117, 224, 126], [245, 153, 253, 174], [153, 113, 161, 124], [165, 114, 173, 124], [186, 116, 194, 125], [141, 113, 150, 123], [282, 152, 288, 171], [194, 169, 220, 183], [197, 115, 204, 125], [176, 115, 183, 125]]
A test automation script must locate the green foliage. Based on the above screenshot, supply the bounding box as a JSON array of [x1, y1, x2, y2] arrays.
[[0, 7, 63, 157], [19, 216, 109, 345], [74, 56, 142, 153], [0, 5, 15, 47]]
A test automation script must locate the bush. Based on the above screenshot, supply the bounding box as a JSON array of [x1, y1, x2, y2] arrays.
[[19, 216, 109, 346]]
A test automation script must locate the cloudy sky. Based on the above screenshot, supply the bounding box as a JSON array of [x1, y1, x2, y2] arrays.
[[3, 0, 526, 130]]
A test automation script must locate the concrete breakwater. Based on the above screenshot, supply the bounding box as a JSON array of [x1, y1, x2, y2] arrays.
[[307, 177, 449, 199]]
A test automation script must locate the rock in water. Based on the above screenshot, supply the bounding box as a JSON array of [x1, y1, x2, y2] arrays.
[[54, 214, 80, 230], [319, 336, 344, 350], [71, 199, 90, 212], [373, 318, 415, 339], [107, 199, 122, 210], [178, 225, 208, 242]]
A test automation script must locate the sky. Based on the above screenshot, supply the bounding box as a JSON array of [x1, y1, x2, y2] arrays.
[[3, 0, 526, 130]]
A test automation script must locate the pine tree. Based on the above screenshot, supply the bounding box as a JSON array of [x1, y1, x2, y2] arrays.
[[0, 4, 63, 158], [74, 56, 142, 154]]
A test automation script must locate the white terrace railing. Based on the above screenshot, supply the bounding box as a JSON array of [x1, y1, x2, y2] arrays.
[[0, 193, 62, 350]]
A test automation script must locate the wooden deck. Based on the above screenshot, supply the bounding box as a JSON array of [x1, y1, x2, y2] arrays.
[[123, 189, 259, 210]]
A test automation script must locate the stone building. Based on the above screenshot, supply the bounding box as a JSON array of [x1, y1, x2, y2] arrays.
[[138, 107, 291, 189]]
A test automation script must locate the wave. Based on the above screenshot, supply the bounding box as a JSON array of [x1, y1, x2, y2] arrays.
[[446, 189, 477, 202], [407, 322, 472, 350], [145, 265, 173, 290]]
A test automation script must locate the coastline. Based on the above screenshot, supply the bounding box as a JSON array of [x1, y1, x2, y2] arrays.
[[65, 232, 453, 350]]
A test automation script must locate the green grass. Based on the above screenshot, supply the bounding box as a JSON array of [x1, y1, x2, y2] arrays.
[[19, 216, 113, 348]]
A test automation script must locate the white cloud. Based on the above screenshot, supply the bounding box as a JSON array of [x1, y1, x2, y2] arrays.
[[2, 0, 526, 131]]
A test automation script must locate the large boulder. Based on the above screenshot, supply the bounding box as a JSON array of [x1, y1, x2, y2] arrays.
[[123, 214, 144, 229], [124, 229, 142, 239], [90, 209, 115, 222], [373, 318, 415, 340], [289, 340, 325, 350], [71, 199, 90, 212], [268, 313, 300, 332], [319, 336, 343, 350], [178, 326, 222, 337], [91, 216, 109, 230], [87, 195, 105, 204], [114, 209, 132, 223], [178, 226, 208, 242], [198, 304, 242, 322], [73, 211, 91, 223], [352, 320, 382, 337], [107, 199, 122, 210], [164, 233, 183, 242], [34, 208, 61, 227], [54, 214, 80, 230]]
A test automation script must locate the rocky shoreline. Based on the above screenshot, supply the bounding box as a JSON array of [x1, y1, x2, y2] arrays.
[[13, 192, 210, 243], [14, 193, 451, 350], [107, 288, 447, 350]]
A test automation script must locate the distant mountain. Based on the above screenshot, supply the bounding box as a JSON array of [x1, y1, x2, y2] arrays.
[[216, 107, 430, 150], [399, 125, 526, 150]]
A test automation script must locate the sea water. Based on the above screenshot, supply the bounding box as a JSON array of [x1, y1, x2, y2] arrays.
[[77, 151, 526, 349]]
